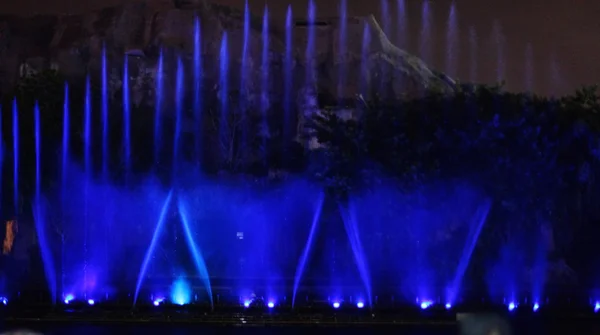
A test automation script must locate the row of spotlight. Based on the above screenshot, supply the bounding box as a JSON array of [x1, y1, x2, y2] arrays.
[[7, 294, 598, 313]]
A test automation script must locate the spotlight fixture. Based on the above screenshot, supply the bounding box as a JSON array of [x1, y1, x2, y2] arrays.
[[533, 303, 540, 312], [267, 301, 275, 308], [87, 299, 95, 305], [332, 302, 340, 309], [356, 301, 364, 309]]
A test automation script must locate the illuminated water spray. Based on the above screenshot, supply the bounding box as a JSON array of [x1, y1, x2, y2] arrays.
[[12, 99, 18, 214], [396, 0, 407, 47], [240, 0, 250, 147], [133, 190, 174, 306], [341, 202, 373, 307], [284, 5, 293, 141], [380, 0, 390, 37], [154, 50, 164, 164], [261, 6, 270, 153], [193, 17, 203, 163], [33, 102, 57, 304], [468, 27, 478, 82], [178, 198, 213, 308], [305, 0, 316, 87], [123, 56, 131, 180], [445, 2, 459, 76], [173, 58, 184, 177], [447, 200, 492, 305], [337, 0, 347, 100], [219, 32, 229, 157], [83, 77, 92, 295], [419, 1, 432, 63], [101, 45, 108, 177], [61, 84, 69, 203], [360, 22, 371, 96], [292, 192, 325, 308]]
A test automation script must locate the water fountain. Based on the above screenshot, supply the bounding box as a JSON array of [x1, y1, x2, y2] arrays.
[[396, 0, 407, 47], [283, 5, 293, 141], [468, 26, 478, 82], [337, 0, 347, 101], [12, 98, 18, 215], [445, 2, 459, 76], [173, 58, 184, 176], [219, 32, 229, 159], [419, 1, 432, 64], [492, 20, 505, 82], [261, 6, 270, 152], [193, 17, 203, 164], [123, 56, 131, 179], [154, 50, 164, 165]]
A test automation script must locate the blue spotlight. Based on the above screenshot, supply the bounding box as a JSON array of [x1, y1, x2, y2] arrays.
[[533, 303, 540, 312], [0, 297, 7, 305], [332, 301, 340, 309], [508, 302, 516, 311], [594, 302, 600, 313], [87, 299, 95, 305], [153, 298, 164, 306], [356, 301, 364, 309], [445, 303, 452, 309], [64, 294, 74, 304], [243, 300, 251, 308], [267, 301, 275, 309]]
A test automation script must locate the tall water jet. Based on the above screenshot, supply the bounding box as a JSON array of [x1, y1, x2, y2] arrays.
[[193, 17, 203, 164], [341, 202, 372, 307], [418, 0, 432, 64], [133, 190, 173, 306], [492, 20, 505, 83], [380, 0, 390, 37], [154, 50, 164, 164], [33, 102, 57, 304], [337, 0, 347, 100], [360, 22, 371, 96], [61, 84, 69, 203], [240, 1, 250, 148], [101, 45, 108, 178], [447, 199, 492, 305], [123, 56, 131, 180], [219, 33, 229, 157], [525, 43, 534, 92], [12, 98, 18, 214], [445, 2, 459, 76], [178, 198, 213, 308], [292, 192, 324, 308], [283, 5, 293, 141], [173, 58, 184, 177], [83, 77, 92, 295], [305, 0, 316, 87], [396, 0, 407, 47], [468, 27, 478, 82], [260, 6, 270, 153]]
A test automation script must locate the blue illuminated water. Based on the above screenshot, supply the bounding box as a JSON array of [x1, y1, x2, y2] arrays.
[[337, 0, 347, 100], [419, 1, 432, 64], [154, 50, 163, 164], [292, 192, 324, 308], [193, 17, 202, 164], [101, 45, 109, 178], [396, 0, 407, 47], [261, 5, 269, 152], [61, 84, 69, 202], [173, 58, 184, 176], [240, 0, 250, 147], [380, 0, 390, 37], [360, 22, 371, 96], [133, 190, 173, 305], [83, 77, 92, 296], [123, 56, 131, 179], [219, 32, 229, 156], [177, 197, 213, 308], [445, 2, 458, 76], [492, 20, 505, 82], [284, 5, 293, 141], [468, 27, 478, 82], [305, 0, 316, 87]]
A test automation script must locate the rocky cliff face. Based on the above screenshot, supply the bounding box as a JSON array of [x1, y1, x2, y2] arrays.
[[0, 0, 454, 110]]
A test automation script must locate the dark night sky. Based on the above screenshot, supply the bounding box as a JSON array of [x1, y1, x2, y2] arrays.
[[1, 0, 599, 95]]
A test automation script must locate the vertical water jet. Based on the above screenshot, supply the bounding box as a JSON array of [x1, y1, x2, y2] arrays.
[[337, 0, 347, 101], [445, 2, 458, 76], [83, 77, 92, 296], [240, 1, 250, 148], [380, 0, 390, 37], [261, 5, 270, 154], [283, 5, 293, 141], [292, 192, 324, 308], [33, 102, 57, 304], [101, 45, 108, 178], [219, 32, 229, 159], [154, 50, 164, 164], [12, 99, 18, 215], [396, 0, 407, 47], [305, 0, 316, 88], [123, 56, 131, 180], [492, 20, 505, 83], [360, 23, 371, 96], [173, 58, 184, 178], [61, 84, 69, 203], [418, 1, 432, 63], [193, 17, 203, 164]]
